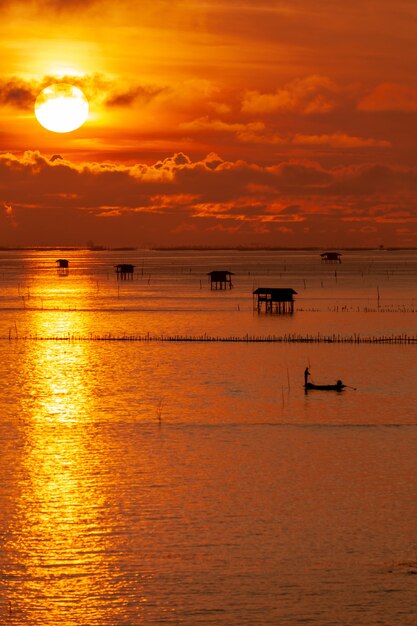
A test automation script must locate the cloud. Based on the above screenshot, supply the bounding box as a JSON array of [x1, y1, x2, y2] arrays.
[[0, 0, 100, 11], [0, 150, 416, 247], [3, 149, 415, 209], [180, 117, 265, 136], [242, 75, 339, 115], [104, 85, 167, 107], [180, 115, 388, 149], [0, 73, 165, 111], [292, 132, 390, 148], [0, 77, 38, 110], [358, 83, 417, 112]]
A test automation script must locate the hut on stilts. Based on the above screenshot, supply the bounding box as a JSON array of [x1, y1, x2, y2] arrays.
[[207, 270, 234, 290], [253, 287, 297, 314], [115, 264, 135, 280], [320, 251, 342, 264], [56, 259, 69, 276]]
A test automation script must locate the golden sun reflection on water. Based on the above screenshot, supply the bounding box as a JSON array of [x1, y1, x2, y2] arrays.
[[5, 309, 134, 625], [21, 311, 93, 422]]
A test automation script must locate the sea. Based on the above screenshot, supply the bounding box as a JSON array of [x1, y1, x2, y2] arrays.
[[0, 248, 417, 625]]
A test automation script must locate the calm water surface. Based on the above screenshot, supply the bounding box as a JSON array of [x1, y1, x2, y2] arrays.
[[1, 249, 417, 625]]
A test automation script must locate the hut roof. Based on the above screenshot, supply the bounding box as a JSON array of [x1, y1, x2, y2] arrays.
[[320, 251, 341, 257], [253, 287, 297, 300], [207, 270, 234, 276]]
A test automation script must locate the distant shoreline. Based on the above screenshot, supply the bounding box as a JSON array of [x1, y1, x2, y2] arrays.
[[1, 246, 417, 252], [151, 246, 417, 252], [0, 246, 138, 252]]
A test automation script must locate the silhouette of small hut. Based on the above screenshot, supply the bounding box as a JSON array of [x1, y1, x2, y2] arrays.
[[115, 263, 135, 280], [321, 251, 342, 264], [253, 287, 297, 314], [207, 270, 234, 290], [56, 258, 69, 276]]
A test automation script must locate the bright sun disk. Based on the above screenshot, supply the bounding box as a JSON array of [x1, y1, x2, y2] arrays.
[[35, 83, 89, 133]]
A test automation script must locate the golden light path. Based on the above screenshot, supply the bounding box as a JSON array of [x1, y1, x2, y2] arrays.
[[4, 276, 132, 624], [35, 83, 89, 133], [14, 311, 110, 623]]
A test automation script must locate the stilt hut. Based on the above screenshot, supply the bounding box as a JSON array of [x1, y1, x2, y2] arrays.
[[207, 270, 234, 290], [253, 287, 297, 314], [321, 251, 342, 264], [115, 263, 135, 280], [56, 259, 69, 276]]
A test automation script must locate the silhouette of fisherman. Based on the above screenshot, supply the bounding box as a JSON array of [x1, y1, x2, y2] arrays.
[[304, 367, 310, 386]]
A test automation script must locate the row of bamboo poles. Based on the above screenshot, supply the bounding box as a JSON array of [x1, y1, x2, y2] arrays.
[[3, 332, 417, 344]]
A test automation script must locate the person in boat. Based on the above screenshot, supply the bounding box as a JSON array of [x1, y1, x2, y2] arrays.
[[336, 379, 344, 390], [304, 367, 310, 386]]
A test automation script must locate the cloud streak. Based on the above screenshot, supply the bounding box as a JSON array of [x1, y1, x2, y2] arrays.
[[242, 76, 339, 115], [358, 83, 417, 112]]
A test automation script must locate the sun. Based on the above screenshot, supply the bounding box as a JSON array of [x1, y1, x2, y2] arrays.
[[35, 83, 89, 133]]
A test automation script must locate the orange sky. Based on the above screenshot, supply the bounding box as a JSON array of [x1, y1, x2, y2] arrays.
[[1, 0, 416, 248]]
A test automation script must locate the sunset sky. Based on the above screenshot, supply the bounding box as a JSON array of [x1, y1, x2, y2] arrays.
[[1, 0, 416, 248]]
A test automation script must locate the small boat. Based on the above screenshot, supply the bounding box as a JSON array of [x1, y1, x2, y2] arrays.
[[305, 381, 345, 391]]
